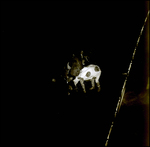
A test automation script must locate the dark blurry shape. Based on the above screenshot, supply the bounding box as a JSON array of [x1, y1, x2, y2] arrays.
[[80, 50, 89, 65], [108, 90, 149, 146], [70, 57, 83, 77], [86, 71, 91, 77], [63, 50, 92, 95], [123, 89, 149, 106], [122, 91, 141, 106], [146, 77, 149, 90]]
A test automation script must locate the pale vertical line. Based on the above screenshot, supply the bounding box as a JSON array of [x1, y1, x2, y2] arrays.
[[104, 10, 149, 146]]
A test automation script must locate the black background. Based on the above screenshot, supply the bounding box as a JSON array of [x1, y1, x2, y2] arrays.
[[1, 1, 149, 146]]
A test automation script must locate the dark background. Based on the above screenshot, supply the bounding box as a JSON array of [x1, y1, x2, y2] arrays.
[[1, 1, 149, 146]]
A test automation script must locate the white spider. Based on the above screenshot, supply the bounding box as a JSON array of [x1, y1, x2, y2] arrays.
[[73, 64, 101, 93]]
